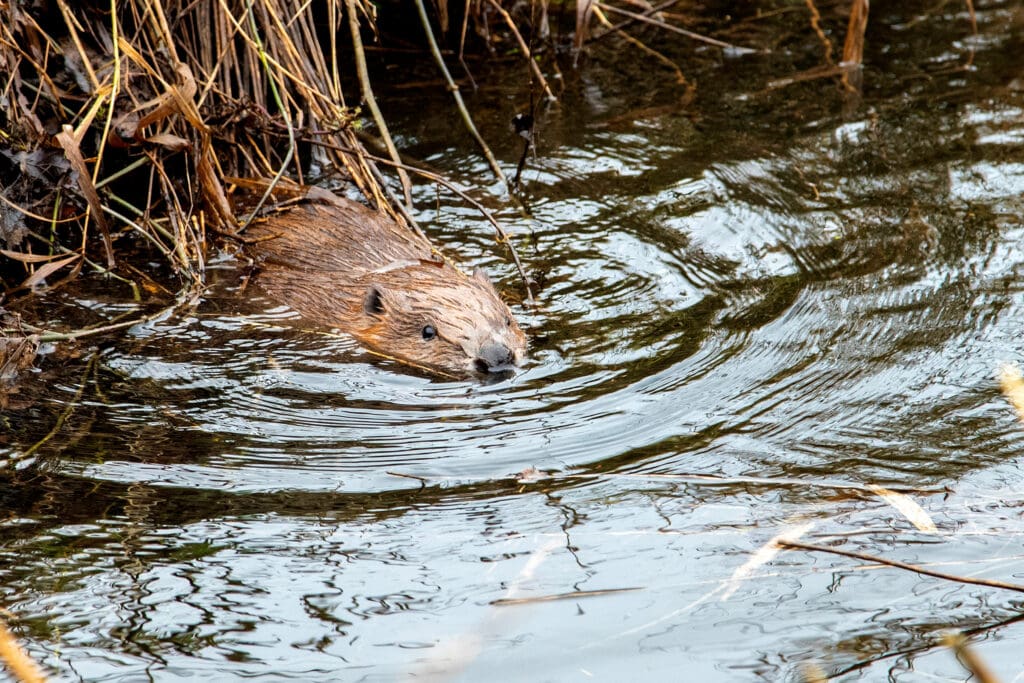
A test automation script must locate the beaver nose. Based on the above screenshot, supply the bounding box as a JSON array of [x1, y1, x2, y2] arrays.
[[474, 342, 515, 373]]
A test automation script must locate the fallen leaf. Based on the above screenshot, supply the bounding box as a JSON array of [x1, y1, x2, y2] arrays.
[[145, 132, 191, 151], [867, 484, 938, 534], [19, 253, 81, 288]]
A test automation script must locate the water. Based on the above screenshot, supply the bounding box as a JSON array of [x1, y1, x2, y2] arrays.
[[4, 3, 1024, 680]]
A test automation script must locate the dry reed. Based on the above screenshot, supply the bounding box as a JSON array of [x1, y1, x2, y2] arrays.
[[2, 0, 575, 326], [0, 620, 46, 683], [0, 0, 417, 301]]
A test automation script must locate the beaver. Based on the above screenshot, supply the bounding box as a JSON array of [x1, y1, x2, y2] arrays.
[[243, 187, 527, 378]]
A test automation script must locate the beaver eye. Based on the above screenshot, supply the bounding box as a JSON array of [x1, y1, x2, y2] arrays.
[[422, 325, 436, 341], [506, 317, 513, 327]]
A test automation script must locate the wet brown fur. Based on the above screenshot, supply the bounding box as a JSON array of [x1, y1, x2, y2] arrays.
[[244, 190, 527, 377]]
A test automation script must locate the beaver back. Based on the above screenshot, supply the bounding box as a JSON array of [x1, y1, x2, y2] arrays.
[[248, 197, 435, 273]]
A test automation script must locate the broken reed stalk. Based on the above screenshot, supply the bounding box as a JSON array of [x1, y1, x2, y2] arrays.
[[591, 6, 689, 88], [778, 540, 1024, 594], [235, 0, 297, 232], [944, 633, 1002, 683], [590, 0, 678, 42], [840, 0, 869, 94], [0, 621, 46, 683]]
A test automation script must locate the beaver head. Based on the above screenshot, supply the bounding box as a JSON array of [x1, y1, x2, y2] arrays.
[[351, 261, 527, 378]]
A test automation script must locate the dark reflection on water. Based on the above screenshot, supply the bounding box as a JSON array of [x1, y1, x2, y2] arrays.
[[5, 2, 1024, 680]]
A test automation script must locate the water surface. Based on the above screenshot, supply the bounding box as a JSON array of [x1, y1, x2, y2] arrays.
[[4, 3, 1024, 680]]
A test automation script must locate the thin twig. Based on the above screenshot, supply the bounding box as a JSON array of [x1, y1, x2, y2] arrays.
[[805, 0, 835, 66], [91, 1, 121, 197], [778, 540, 1024, 594], [0, 192, 85, 225], [385, 470, 429, 487], [963, 0, 977, 68], [457, 1, 477, 90], [595, 3, 756, 52], [491, 587, 641, 606], [592, 6, 690, 88], [18, 289, 196, 343]]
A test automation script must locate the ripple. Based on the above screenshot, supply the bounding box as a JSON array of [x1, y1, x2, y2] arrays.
[[8, 9, 1024, 683]]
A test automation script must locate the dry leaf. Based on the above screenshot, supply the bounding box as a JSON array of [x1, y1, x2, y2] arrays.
[[0, 249, 79, 264], [866, 484, 938, 534], [145, 132, 191, 151], [55, 124, 115, 267], [1000, 363, 1024, 422], [19, 253, 81, 288]]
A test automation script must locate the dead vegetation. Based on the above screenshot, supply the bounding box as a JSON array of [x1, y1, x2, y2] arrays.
[[0, 0, 883, 314], [0, 0, 978, 399], [1, 0, 391, 293]]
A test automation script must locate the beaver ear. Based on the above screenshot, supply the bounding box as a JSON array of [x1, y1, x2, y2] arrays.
[[472, 268, 492, 285], [363, 286, 386, 315]]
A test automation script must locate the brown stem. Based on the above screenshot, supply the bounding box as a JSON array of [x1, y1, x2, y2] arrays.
[[778, 539, 1024, 594]]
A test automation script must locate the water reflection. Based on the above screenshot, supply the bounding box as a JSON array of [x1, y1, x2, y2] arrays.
[[5, 3, 1024, 680]]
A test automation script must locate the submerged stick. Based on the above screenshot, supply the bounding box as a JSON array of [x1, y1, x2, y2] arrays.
[[412, 0, 510, 192], [591, 0, 679, 42], [778, 540, 1024, 594], [12, 352, 99, 465], [592, 6, 690, 88]]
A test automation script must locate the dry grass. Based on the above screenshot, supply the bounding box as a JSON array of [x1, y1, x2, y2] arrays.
[[2, 0, 586, 317], [0, 0, 394, 298], [0, 619, 46, 683], [0, 0, 899, 307]]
